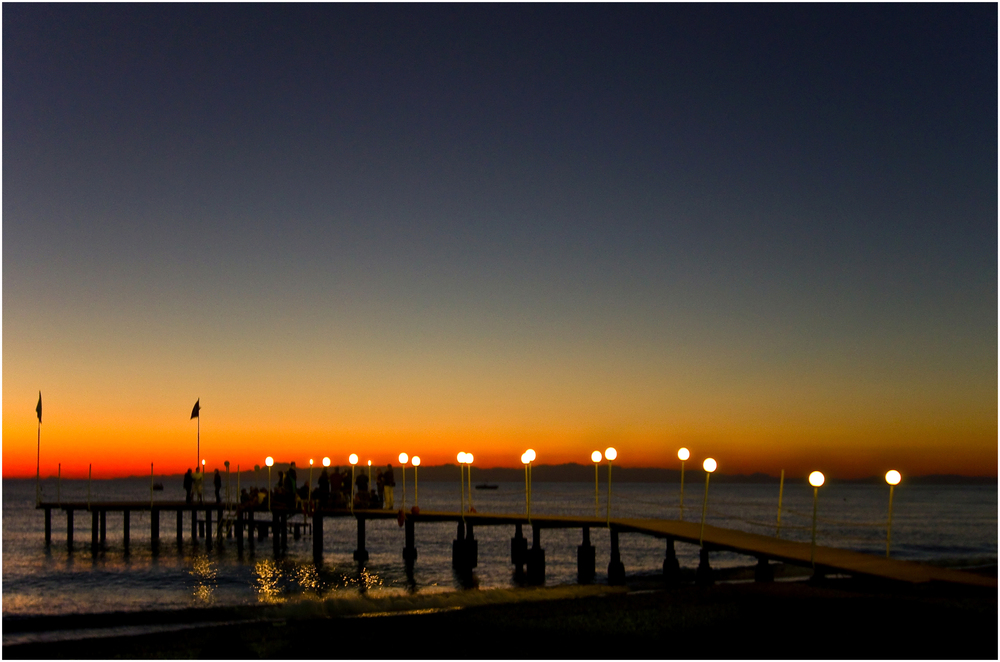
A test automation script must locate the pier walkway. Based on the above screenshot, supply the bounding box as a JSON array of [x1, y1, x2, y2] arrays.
[[38, 501, 995, 591]]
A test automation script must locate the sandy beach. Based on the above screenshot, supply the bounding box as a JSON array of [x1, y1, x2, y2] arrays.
[[4, 570, 996, 660]]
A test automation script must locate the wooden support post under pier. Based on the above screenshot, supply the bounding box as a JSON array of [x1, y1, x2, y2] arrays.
[[452, 521, 467, 571], [272, 512, 280, 555], [466, 522, 478, 569], [755, 556, 774, 583], [206, 509, 213, 550], [91, 510, 99, 551], [696, 547, 714, 586], [247, 510, 255, 548], [526, 524, 545, 585], [123, 510, 130, 549], [176, 510, 183, 544], [511, 523, 527, 577], [191, 508, 198, 540], [67, 509, 74, 548], [608, 528, 625, 585], [663, 538, 680, 587], [402, 516, 417, 568], [281, 514, 288, 550], [44, 507, 52, 545], [312, 511, 322, 562], [578, 526, 595, 583], [353, 516, 369, 563], [100, 510, 107, 543]]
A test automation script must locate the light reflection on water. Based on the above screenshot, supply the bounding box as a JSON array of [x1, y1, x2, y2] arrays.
[[253, 558, 282, 603], [189, 554, 217, 604]]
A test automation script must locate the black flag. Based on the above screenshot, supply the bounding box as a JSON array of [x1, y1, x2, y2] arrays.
[[36, 392, 42, 423], [190, 399, 200, 419]]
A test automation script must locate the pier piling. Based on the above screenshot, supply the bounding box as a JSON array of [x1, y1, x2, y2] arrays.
[[403, 515, 417, 569], [100, 510, 107, 543], [696, 547, 714, 586], [151, 509, 160, 551], [755, 556, 774, 583], [663, 538, 680, 586], [353, 516, 369, 563], [91, 510, 99, 551], [44, 507, 52, 545], [511, 523, 527, 576], [577, 526, 595, 583], [67, 509, 74, 548], [206, 509, 213, 550], [123, 510, 130, 548], [526, 524, 545, 584], [311, 510, 322, 561], [608, 528, 625, 585]]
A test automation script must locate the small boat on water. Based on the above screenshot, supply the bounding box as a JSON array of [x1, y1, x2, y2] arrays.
[[475, 483, 499, 490]]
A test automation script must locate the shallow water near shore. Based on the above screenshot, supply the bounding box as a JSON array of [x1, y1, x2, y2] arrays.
[[3, 476, 996, 644]]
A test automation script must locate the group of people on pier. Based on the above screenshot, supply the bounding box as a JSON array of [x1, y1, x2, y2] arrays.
[[183, 467, 223, 504], [227, 463, 399, 511]]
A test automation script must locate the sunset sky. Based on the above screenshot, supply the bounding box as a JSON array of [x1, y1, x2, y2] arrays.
[[4, 5, 996, 479]]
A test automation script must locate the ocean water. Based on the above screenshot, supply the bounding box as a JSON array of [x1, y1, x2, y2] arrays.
[[2, 476, 996, 637]]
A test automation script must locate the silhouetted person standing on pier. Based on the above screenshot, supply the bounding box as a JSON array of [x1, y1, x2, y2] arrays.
[[194, 467, 204, 503], [383, 464, 395, 510], [214, 469, 222, 504], [183, 469, 194, 504]]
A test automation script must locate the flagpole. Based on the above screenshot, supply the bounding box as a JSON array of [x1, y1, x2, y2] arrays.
[[35, 392, 42, 507], [36, 419, 41, 507]]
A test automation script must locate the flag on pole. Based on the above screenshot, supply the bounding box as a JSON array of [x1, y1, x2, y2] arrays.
[[190, 399, 200, 419], [36, 392, 42, 423]]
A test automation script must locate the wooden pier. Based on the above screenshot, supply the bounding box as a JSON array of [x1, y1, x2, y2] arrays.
[[37, 501, 996, 592]]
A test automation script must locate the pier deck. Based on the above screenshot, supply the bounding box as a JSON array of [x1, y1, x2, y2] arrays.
[[38, 501, 996, 591]]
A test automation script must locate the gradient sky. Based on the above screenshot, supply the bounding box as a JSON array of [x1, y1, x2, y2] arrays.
[[4, 5, 996, 479]]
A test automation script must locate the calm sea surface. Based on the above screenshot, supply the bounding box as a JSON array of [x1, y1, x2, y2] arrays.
[[3, 476, 996, 636]]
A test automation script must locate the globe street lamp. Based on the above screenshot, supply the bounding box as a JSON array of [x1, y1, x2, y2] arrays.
[[349, 454, 358, 513], [265, 456, 274, 512], [465, 453, 474, 512], [699, 458, 717, 545], [458, 452, 468, 518], [604, 447, 617, 526], [677, 448, 690, 519], [398, 453, 409, 511], [808, 471, 825, 566], [885, 470, 901, 558], [591, 451, 602, 518], [412, 456, 421, 508]]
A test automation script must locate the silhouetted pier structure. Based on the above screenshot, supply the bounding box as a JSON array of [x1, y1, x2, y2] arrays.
[[37, 501, 995, 592]]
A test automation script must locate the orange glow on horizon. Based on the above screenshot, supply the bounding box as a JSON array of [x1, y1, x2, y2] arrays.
[[3, 419, 996, 480]]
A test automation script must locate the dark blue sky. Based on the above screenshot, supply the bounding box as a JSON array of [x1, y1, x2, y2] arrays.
[[3, 4, 996, 475]]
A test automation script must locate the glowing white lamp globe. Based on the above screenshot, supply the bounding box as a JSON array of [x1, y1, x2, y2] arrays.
[[809, 471, 825, 487], [525, 449, 536, 463], [520, 453, 528, 464], [591, 451, 602, 463], [458, 452, 468, 464], [265, 457, 274, 467], [703, 458, 717, 473], [399, 453, 408, 465], [678, 447, 690, 461], [412, 456, 420, 467], [322, 457, 330, 467], [466, 453, 474, 464], [349, 454, 358, 465], [885, 470, 901, 486], [604, 447, 617, 461]]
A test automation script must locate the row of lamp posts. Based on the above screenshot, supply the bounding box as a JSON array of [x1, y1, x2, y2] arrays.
[[262, 447, 905, 564]]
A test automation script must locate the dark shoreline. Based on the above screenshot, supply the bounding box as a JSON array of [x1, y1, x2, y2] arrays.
[[5, 572, 996, 660]]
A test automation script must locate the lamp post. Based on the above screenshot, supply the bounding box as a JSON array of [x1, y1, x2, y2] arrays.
[[677, 447, 690, 519], [885, 470, 901, 558], [349, 454, 358, 512], [524, 449, 536, 520], [265, 457, 274, 512], [699, 458, 717, 545], [465, 453, 474, 512], [308, 459, 314, 508], [412, 456, 420, 508], [604, 447, 617, 526], [808, 471, 825, 566], [458, 452, 467, 518], [398, 453, 409, 511], [591, 451, 601, 518]]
